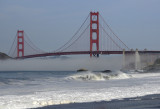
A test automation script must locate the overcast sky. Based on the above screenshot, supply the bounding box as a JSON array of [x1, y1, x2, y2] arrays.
[[0, 0, 160, 54]]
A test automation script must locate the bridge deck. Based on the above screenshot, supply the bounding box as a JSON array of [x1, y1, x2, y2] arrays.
[[16, 51, 160, 59]]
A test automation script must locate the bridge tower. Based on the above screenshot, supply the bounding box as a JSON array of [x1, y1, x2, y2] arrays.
[[17, 30, 24, 57], [90, 12, 99, 57]]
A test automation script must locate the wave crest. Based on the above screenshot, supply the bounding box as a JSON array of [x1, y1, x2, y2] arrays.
[[66, 71, 131, 81]]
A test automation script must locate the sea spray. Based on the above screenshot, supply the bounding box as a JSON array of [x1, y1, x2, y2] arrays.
[[66, 71, 131, 81], [135, 49, 141, 70]]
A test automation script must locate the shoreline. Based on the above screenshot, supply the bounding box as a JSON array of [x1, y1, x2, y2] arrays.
[[31, 94, 160, 109]]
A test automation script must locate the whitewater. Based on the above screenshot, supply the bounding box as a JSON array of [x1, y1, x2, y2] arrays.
[[0, 71, 160, 109]]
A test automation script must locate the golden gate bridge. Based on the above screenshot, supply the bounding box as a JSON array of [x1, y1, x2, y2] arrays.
[[8, 12, 160, 59]]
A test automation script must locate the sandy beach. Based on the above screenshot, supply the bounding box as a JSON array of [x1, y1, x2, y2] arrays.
[[32, 94, 160, 109]]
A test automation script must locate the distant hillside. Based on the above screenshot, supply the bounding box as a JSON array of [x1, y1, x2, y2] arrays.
[[0, 52, 11, 60]]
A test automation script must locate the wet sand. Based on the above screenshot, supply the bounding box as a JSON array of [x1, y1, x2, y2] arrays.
[[32, 94, 160, 109]]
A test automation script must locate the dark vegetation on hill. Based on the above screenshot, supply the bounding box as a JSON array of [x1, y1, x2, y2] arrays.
[[0, 52, 11, 60]]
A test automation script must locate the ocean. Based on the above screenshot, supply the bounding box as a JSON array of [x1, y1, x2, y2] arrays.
[[0, 70, 160, 109]]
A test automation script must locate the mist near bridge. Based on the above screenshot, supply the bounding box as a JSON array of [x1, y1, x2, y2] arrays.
[[0, 56, 123, 71]]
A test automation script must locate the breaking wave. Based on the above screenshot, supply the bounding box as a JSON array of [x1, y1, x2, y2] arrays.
[[66, 71, 132, 81]]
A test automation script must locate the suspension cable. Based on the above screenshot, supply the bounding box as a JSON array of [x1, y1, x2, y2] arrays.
[[100, 24, 123, 50], [8, 33, 17, 56], [54, 14, 90, 52], [24, 32, 45, 53], [59, 24, 90, 52], [100, 14, 129, 50]]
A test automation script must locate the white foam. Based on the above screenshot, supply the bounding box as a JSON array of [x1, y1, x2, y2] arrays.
[[66, 71, 131, 81], [131, 72, 160, 78], [66, 71, 105, 81], [0, 72, 160, 109]]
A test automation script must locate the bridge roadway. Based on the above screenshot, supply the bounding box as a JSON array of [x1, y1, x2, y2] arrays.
[[16, 50, 160, 59]]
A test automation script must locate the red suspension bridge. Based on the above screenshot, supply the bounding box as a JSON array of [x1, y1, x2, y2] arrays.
[[8, 12, 160, 59]]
